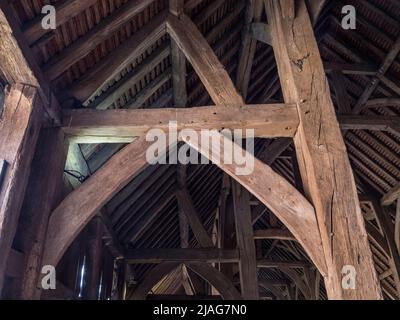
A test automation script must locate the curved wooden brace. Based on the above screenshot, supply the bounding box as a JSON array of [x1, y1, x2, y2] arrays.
[[258, 280, 287, 300], [129, 262, 241, 300], [184, 132, 327, 275], [185, 262, 242, 300], [128, 262, 180, 300], [43, 133, 326, 277], [42, 137, 152, 267]]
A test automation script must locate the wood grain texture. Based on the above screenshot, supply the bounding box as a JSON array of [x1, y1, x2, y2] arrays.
[[62, 103, 299, 143], [265, 0, 382, 299], [167, 14, 244, 105], [232, 182, 259, 299], [42, 137, 152, 267], [184, 131, 327, 275], [0, 85, 41, 293]]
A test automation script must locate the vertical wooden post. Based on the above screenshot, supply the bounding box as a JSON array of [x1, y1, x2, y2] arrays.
[[13, 128, 68, 299], [265, 0, 382, 299], [232, 181, 259, 299], [0, 84, 42, 294]]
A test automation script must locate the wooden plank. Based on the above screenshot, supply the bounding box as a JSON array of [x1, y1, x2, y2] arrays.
[[253, 229, 295, 241], [0, 84, 42, 293], [265, 0, 382, 299], [42, 0, 155, 80], [22, 0, 99, 46], [184, 130, 327, 275], [167, 14, 244, 105], [381, 183, 400, 206], [232, 182, 259, 299], [68, 11, 167, 103], [125, 249, 239, 264], [42, 137, 152, 268], [14, 128, 67, 299], [62, 103, 299, 143]]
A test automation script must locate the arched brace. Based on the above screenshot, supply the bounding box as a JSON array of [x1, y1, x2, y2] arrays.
[[128, 262, 181, 300], [185, 262, 242, 300], [42, 137, 152, 267], [258, 280, 288, 300], [128, 262, 241, 300], [43, 133, 326, 278]]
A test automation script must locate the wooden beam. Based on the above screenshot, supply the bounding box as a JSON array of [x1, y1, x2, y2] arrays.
[[14, 128, 67, 300], [42, 137, 152, 268], [126, 248, 239, 264], [169, 0, 187, 109], [254, 229, 295, 241], [68, 11, 167, 103], [62, 103, 299, 143], [382, 183, 400, 206], [184, 130, 327, 275], [265, 0, 382, 299], [22, 0, 99, 46], [257, 260, 310, 269], [236, 0, 263, 99], [0, 84, 42, 293], [338, 115, 400, 134], [232, 182, 259, 299], [167, 14, 244, 105]]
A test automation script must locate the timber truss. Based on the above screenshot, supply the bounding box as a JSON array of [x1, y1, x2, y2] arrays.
[[1, 0, 399, 300]]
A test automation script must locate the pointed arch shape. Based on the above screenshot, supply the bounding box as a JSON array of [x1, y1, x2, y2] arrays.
[[128, 262, 241, 300], [43, 134, 326, 277]]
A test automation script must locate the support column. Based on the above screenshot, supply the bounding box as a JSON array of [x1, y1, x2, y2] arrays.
[[232, 181, 259, 299], [0, 84, 42, 295], [15, 128, 67, 299], [265, 0, 382, 299]]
